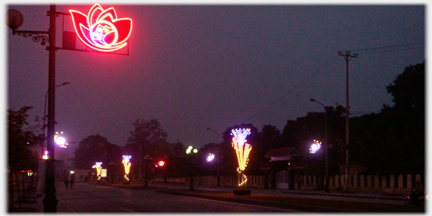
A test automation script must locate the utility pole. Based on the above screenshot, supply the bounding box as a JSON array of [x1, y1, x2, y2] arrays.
[[337, 51, 357, 192], [43, 4, 58, 212]]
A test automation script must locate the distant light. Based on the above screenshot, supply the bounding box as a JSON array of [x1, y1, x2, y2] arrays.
[[207, 153, 215, 162], [186, 146, 198, 155], [122, 155, 131, 181], [310, 140, 322, 154], [93, 162, 102, 180], [56, 137, 66, 145], [70, 171, 75, 174], [54, 131, 68, 148], [42, 150, 49, 160], [158, 161, 165, 167]]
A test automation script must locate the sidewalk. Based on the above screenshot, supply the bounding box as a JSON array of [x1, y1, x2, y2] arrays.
[[279, 188, 408, 201], [8, 182, 74, 213]]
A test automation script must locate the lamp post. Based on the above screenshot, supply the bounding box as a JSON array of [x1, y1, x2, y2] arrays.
[[143, 155, 152, 187], [41, 82, 70, 158], [206, 127, 220, 186], [9, 4, 133, 211], [310, 98, 329, 192], [186, 146, 198, 191]]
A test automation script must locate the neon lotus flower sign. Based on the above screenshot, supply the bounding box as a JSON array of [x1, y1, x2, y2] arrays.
[[69, 4, 133, 52]]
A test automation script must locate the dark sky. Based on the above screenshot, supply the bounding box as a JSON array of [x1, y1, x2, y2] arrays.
[[7, 4, 425, 152]]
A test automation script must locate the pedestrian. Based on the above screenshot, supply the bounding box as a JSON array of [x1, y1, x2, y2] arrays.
[[63, 174, 69, 189], [70, 173, 75, 189]]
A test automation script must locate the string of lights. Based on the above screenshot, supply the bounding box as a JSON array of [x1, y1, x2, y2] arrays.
[[231, 128, 252, 187]]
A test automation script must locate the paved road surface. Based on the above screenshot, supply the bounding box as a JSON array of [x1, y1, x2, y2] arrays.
[[54, 182, 300, 213]]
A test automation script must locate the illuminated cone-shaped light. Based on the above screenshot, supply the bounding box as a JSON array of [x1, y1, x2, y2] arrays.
[[92, 162, 103, 180], [122, 155, 131, 181], [231, 128, 252, 187]]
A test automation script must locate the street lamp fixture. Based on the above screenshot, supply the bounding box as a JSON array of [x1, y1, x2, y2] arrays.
[[9, 4, 133, 212], [41, 82, 70, 158], [310, 98, 329, 192], [206, 127, 221, 187], [309, 139, 322, 154], [206, 153, 215, 162]]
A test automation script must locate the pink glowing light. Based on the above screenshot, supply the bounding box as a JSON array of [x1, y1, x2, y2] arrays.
[[69, 4, 133, 52]]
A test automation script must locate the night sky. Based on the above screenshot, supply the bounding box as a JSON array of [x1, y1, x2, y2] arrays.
[[6, 3, 425, 154]]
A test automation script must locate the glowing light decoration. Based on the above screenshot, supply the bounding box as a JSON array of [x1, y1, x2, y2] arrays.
[[54, 131, 68, 148], [207, 153, 215, 162], [92, 162, 103, 180], [231, 128, 252, 187], [42, 150, 49, 160], [122, 155, 131, 181], [186, 146, 198, 154], [157, 160, 165, 167], [69, 4, 133, 52], [309, 139, 322, 154]]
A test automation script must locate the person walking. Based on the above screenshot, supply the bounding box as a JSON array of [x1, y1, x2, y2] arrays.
[[63, 174, 69, 189]]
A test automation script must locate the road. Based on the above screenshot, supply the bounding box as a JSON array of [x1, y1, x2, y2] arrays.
[[55, 182, 300, 213], [161, 182, 408, 205]]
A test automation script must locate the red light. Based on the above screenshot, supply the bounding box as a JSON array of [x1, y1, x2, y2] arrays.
[[69, 4, 133, 52], [158, 161, 165, 167]]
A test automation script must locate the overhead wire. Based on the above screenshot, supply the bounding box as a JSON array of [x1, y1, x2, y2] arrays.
[[241, 43, 424, 123], [242, 57, 338, 123]]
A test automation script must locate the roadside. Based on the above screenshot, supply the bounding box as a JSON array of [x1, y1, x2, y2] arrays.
[[8, 181, 425, 213], [94, 181, 425, 213]]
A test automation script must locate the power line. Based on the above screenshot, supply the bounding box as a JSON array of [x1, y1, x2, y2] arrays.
[[242, 58, 338, 123], [351, 43, 423, 52], [241, 43, 424, 124]]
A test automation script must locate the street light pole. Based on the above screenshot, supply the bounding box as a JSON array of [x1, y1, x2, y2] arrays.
[[143, 155, 152, 187], [310, 98, 328, 192], [338, 51, 358, 192], [206, 128, 220, 187], [41, 82, 70, 158], [43, 4, 58, 212], [186, 146, 198, 191]]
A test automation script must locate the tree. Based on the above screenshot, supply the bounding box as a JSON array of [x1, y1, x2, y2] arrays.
[[386, 61, 425, 115], [348, 61, 425, 175], [8, 106, 40, 172], [126, 119, 168, 180], [73, 134, 121, 170], [261, 125, 282, 151], [281, 105, 346, 175], [380, 61, 424, 175]]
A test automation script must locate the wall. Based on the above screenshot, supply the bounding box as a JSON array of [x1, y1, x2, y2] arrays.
[[153, 173, 424, 194]]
